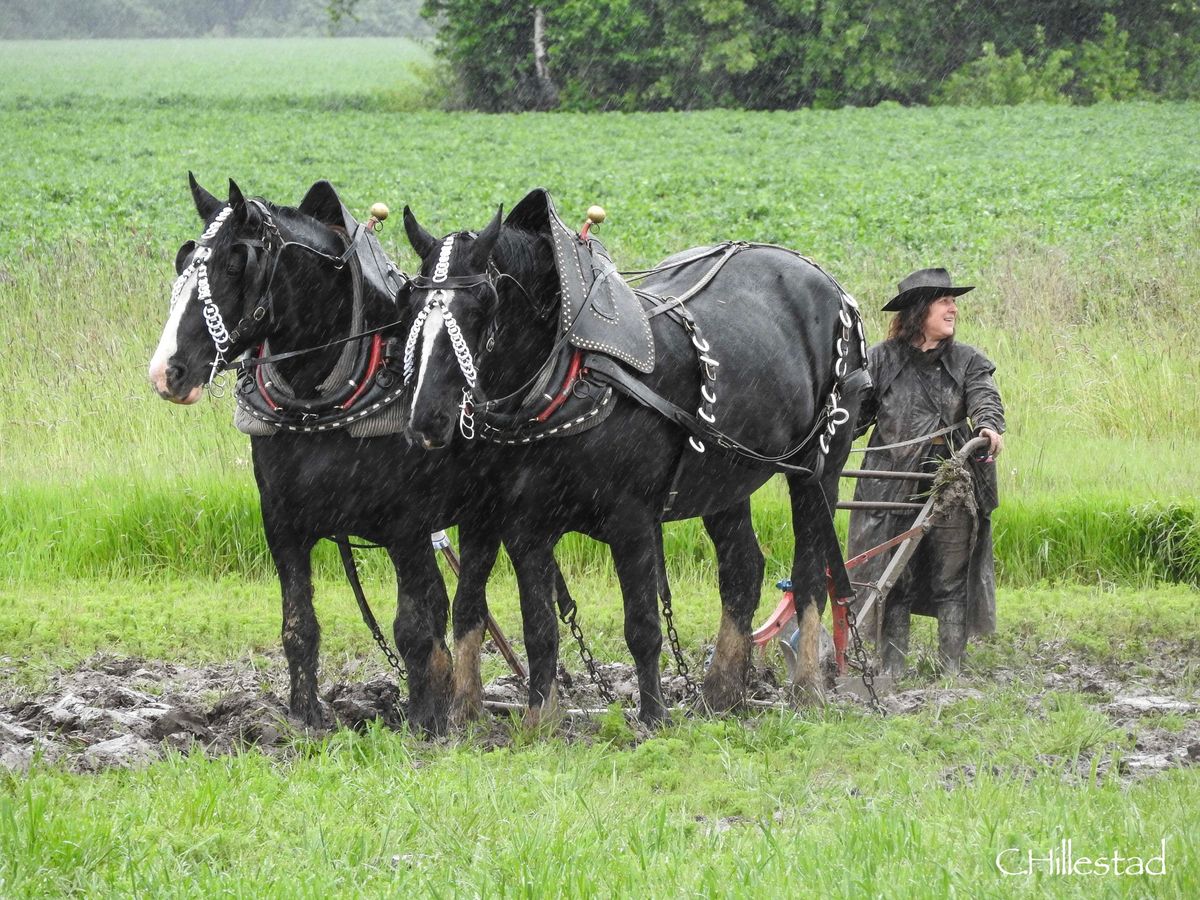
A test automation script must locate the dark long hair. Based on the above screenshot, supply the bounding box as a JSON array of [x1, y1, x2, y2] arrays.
[[886, 294, 955, 349]]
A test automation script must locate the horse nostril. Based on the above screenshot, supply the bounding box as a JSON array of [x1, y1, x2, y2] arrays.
[[413, 407, 455, 446], [165, 363, 185, 387]]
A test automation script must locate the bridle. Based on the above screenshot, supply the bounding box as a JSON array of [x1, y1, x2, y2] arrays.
[[171, 199, 403, 387], [403, 271, 501, 439]]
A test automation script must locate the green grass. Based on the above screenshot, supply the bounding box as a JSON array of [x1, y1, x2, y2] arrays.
[[0, 38, 432, 107], [2, 40, 1198, 898], [2, 570, 1197, 690], [1, 719, 1195, 897], [2, 95, 1197, 583], [1, 576, 1198, 896]]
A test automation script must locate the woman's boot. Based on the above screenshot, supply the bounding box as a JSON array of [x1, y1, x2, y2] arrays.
[[937, 600, 967, 674], [880, 600, 911, 676]]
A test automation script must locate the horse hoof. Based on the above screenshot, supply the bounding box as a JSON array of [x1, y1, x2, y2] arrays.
[[638, 701, 669, 727], [700, 674, 745, 714], [290, 698, 326, 730], [449, 694, 484, 729], [522, 688, 561, 733], [787, 682, 826, 708]]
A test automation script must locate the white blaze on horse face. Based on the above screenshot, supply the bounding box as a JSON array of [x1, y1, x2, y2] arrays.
[[149, 207, 232, 404], [149, 267, 203, 403], [409, 290, 453, 427], [409, 234, 461, 432]]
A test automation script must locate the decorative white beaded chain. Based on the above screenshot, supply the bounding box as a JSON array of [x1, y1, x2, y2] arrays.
[[402, 291, 479, 389], [169, 206, 235, 385], [403, 237, 480, 392]]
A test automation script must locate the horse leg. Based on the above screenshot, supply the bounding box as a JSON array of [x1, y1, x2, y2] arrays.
[[786, 479, 829, 704], [507, 532, 561, 729], [610, 524, 667, 724], [266, 533, 324, 727], [388, 541, 453, 735], [700, 499, 763, 713], [450, 522, 500, 727]]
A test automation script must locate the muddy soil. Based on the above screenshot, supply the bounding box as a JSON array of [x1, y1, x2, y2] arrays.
[[2, 642, 1196, 779]]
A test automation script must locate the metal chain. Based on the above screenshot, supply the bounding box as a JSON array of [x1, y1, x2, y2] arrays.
[[660, 590, 700, 701], [171, 206, 237, 388], [818, 304, 854, 457], [403, 294, 479, 389], [836, 596, 882, 714], [561, 604, 616, 704], [367, 619, 408, 682]]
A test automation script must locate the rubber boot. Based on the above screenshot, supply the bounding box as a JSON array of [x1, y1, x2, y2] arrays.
[[879, 601, 911, 676], [937, 600, 968, 675]]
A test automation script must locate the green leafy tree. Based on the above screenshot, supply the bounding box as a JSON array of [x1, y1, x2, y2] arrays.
[[936, 36, 1075, 106], [396, 0, 1200, 110]]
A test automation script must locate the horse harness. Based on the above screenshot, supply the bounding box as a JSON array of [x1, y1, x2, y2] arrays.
[[428, 239, 871, 493], [177, 197, 413, 436]]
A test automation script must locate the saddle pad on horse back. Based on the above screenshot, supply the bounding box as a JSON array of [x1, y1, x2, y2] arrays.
[[506, 188, 655, 373]]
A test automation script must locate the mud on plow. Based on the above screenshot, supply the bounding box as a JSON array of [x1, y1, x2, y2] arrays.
[[752, 435, 990, 710]]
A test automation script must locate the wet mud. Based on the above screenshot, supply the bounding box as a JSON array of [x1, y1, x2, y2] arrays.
[[2, 641, 1196, 779]]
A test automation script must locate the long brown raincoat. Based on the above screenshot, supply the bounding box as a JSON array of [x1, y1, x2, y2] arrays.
[[848, 338, 1005, 637]]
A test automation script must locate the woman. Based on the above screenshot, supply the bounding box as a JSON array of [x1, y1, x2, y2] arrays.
[[849, 268, 1005, 675]]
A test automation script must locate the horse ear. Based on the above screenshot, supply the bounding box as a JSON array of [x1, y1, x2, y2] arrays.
[[188, 172, 223, 220], [298, 180, 344, 228], [471, 205, 503, 270], [403, 206, 438, 260], [227, 179, 247, 213], [174, 239, 197, 274]]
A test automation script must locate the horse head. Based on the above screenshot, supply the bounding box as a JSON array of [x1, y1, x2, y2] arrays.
[[401, 205, 504, 449], [149, 175, 361, 404], [149, 174, 282, 403]]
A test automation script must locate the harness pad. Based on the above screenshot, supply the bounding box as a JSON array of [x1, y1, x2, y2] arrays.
[[506, 188, 655, 373]]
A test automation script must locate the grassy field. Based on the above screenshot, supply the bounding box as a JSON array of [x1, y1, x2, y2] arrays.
[[0, 39, 1198, 895], [0, 38, 432, 106], [1, 39, 1197, 582], [1, 575, 1198, 895]]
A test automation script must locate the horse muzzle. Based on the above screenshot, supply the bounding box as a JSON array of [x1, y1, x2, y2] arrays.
[[149, 360, 204, 405], [409, 405, 456, 451]]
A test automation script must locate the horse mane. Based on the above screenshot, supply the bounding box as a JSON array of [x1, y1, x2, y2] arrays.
[[494, 225, 558, 303]]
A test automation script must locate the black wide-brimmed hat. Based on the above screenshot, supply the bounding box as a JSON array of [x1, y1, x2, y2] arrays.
[[882, 267, 975, 312]]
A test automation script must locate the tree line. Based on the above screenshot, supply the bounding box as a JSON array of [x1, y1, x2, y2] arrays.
[[8, 1, 1197, 109], [419, 0, 1199, 110]]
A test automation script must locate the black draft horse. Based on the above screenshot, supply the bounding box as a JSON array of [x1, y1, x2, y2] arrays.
[[148, 175, 508, 733], [401, 201, 868, 724]]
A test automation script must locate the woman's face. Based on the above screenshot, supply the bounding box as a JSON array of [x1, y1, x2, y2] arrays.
[[921, 295, 958, 344]]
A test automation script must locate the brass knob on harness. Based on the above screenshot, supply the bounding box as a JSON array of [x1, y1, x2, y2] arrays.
[[581, 205, 606, 239], [366, 202, 390, 232]]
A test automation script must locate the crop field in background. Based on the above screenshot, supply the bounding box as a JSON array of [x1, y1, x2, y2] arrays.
[[0, 40, 1198, 895], [2, 39, 1198, 583], [0, 38, 432, 106]]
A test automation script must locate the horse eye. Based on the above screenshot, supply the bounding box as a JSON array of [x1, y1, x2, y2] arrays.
[[225, 247, 246, 277]]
